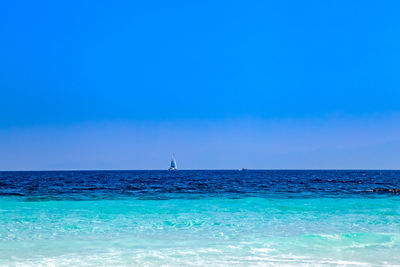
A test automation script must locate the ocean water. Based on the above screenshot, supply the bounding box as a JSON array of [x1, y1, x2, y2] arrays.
[[1, 170, 400, 266]]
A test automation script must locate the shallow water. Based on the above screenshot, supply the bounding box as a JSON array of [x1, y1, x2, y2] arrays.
[[1, 170, 400, 266]]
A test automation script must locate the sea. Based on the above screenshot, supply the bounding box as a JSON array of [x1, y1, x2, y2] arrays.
[[0, 170, 399, 266]]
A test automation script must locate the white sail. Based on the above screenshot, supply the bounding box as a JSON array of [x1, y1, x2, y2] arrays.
[[169, 155, 177, 170]]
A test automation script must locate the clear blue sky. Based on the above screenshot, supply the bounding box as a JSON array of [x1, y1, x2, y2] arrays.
[[0, 0, 399, 170]]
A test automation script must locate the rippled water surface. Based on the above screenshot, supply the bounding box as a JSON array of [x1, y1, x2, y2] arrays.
[[1, 170, 400, 266]]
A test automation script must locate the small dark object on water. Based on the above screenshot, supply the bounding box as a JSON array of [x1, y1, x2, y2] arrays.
[[371, 188, 400, 193]]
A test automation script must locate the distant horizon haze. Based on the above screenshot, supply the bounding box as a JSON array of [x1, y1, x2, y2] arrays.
[[1, 116, 399, 171]]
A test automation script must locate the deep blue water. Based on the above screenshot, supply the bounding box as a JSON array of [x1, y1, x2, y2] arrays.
[[1, 170, 399, 200]]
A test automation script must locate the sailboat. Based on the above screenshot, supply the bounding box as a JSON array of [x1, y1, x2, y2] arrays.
[[168, 155, 178, 171]]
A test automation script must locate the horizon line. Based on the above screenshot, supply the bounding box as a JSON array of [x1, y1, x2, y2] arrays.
[[1, 168, 399, 172]]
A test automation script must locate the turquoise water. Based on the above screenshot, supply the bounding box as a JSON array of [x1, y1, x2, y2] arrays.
[[1, 197, 400, 266], [1, 170, 400, 266]]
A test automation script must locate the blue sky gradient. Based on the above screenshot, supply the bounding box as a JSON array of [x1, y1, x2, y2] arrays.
[[1, 0, 399, 169]]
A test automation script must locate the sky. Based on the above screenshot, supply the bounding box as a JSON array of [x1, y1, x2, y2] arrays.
[[0, 0, 399, 170]]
